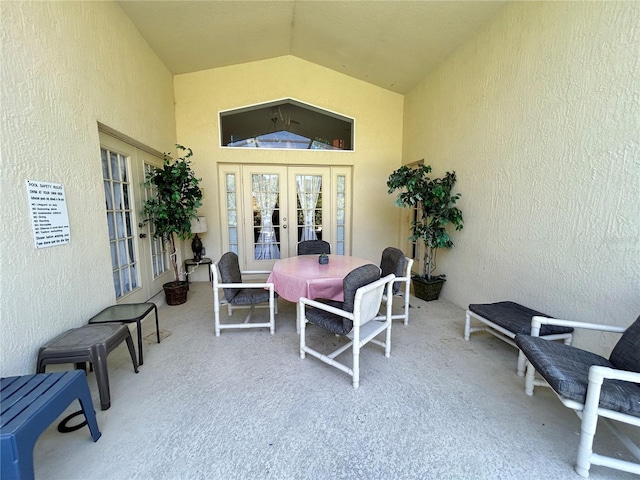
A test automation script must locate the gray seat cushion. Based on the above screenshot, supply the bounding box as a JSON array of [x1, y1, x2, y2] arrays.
[[380, 247, 406, 295], [305, 264, 380, 335], [218, 252, 242, 302], [297, 240, 331, 255], [231, 288, 272, 306], [515, 333, 640, 417], [469, 301, 573, 336]]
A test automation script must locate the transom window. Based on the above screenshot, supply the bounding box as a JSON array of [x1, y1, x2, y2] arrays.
[[220, 99, 354, 151]]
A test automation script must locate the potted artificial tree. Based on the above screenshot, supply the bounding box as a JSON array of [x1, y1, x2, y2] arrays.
[[142, 144, 203, 305], [387, 164, 464, 301]]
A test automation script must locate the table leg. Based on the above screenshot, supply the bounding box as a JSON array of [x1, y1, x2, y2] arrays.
[[153, 305, 160, 344], [92, 344, 111, 411], [135, 320, 143, 366]]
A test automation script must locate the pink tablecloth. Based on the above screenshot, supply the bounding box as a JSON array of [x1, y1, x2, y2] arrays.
[[267, 255, 376, 303]]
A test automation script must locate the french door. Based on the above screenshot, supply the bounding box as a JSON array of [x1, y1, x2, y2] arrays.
[[219, 164, 351, 271], [99, 132, 172, 302]]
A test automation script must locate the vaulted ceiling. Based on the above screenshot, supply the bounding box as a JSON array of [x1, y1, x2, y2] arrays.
[[118, 1, 507, 94]]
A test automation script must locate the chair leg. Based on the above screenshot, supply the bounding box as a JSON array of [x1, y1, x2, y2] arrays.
[[213, 289, 221, 337], [299, 313, 306, 359], [269, 293, 275, 335], [524, 361, 536, 396], [575, 411, 598, 477], [384, 325, 392, 358], [352, 345, 360, 389], [517, 351, 527, 376], [575, 369, 604, 477], [403, 293, 410, 325], [464, 310, 471, 340]]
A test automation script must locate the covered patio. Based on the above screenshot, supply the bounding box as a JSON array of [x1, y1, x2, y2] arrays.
[[33, 283, 639, 479]]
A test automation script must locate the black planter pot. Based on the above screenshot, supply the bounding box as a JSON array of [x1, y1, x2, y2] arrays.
[[412, 276, 446, 301], [163, 281, 189, 306]]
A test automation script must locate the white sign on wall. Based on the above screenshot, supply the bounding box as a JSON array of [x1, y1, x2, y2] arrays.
[[26, 180, 71, 249]]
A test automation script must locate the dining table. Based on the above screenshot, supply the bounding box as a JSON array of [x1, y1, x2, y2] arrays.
[[267, 254, 376, 304]]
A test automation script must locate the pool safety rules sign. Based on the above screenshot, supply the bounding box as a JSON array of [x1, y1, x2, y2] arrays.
[[27, 180, 71, 248]]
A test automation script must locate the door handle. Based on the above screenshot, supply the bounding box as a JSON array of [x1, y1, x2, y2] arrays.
[[139, 233, 147, 238]]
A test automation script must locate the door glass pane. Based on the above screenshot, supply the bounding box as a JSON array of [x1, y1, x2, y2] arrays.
[[102, 147, 138, 299], [251, 174, 280, 260], [295, 175, 323, 242], [335, 175, 346, 255], [225, 173, 240, 254], [144, 163, 170, 278]]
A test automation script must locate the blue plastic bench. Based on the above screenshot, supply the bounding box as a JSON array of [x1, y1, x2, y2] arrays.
[[1, 371, 101, 480]]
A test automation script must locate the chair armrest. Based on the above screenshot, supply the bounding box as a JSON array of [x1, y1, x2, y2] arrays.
[[217, 282, 274, 291], [589, 365, 640, 384], [583, 366, 640, 423], [531, 316, 627, 337], [299, 297, 354, 320], [240, 270, 272, 276]]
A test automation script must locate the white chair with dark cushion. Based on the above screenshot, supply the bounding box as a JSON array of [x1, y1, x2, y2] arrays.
[[212, 252, 277, 337], [515, 315, 640, 478], [299, 264, 395, 388], [378, 247, 413, 325]]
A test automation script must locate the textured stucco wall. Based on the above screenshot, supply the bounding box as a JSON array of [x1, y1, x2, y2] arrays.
[[0, 2, 176, 375], [403, 2, 640, 354], [174, 55, 404, 267]]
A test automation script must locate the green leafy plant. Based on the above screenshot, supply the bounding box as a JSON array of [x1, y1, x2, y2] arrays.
[[387, 164, 463, 280], [142, 145, 202, 284]]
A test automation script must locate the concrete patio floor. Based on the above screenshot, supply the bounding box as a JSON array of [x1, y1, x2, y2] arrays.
[[33, 282, 639, 479]]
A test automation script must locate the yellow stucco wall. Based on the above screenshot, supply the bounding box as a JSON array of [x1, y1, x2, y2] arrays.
[[174, 55, 404, 272], [403, 1, 640, 353], [0, 2, 177, 375], [2, 1, 637, 375]]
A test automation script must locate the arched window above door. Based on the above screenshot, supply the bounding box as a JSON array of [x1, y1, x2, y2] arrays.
[[219, 99, 354, 151]]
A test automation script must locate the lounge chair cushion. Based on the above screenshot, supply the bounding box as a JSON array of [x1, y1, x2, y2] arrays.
[[515, 333, 640, 417], [469, 301, 573, 336], [609, 315, 640, 373]]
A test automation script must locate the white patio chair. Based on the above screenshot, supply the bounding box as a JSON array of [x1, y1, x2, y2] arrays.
[[212, 252, 277, 337], [516, 315, 640, 478], [377, 247, 413, 325], [299, 264, 395, 388]]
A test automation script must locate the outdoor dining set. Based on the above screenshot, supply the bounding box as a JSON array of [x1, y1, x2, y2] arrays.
[[211, 240, 640, 479]]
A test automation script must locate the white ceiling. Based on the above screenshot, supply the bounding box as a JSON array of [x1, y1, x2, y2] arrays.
[[118, 1, 507, 94]]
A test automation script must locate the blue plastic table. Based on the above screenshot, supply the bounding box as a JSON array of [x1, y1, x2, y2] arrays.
[[1, 371, 101, 480]]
